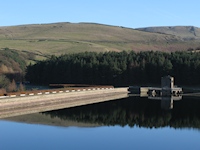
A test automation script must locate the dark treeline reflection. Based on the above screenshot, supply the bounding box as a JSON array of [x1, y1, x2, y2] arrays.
[[44, 96, 200, 129]]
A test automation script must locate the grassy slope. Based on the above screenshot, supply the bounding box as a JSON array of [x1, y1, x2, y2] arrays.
[[1, 22, 199, 58], [136, 26, 200, 40]]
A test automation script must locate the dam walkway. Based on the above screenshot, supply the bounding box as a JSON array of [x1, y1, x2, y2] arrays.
[[0, 87, 128, 119]]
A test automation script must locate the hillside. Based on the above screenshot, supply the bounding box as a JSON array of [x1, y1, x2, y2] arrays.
[[5, 113, 100, 128], [1, 22, 200, 58], [136, 26, 200, 40]]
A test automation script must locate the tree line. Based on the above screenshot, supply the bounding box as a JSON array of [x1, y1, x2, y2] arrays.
[[45, 96, 200, 129], [26, 51, 200, 86], [0, 48, 27, 93]]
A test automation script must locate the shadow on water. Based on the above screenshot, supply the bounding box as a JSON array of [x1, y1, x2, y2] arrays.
[[44, 95, 200, 129]]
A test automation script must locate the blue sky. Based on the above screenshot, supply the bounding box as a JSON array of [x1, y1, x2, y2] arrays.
[[1, 0, 199, 28]]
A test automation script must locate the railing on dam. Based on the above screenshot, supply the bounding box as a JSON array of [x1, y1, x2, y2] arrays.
[[0, 85, 114, 99]]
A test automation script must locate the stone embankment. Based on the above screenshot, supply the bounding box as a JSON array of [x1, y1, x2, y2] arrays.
[[0, 87, 128, 119]]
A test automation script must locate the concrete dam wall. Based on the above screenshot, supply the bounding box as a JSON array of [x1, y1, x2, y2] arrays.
[[0, 87, 128, 119]]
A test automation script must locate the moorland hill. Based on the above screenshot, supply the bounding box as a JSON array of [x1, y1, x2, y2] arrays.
[[1, 22, 200, 58]]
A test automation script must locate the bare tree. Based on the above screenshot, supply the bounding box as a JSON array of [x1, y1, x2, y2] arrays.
[[18, 82, 25, 92], [7, 79, 17, 92]]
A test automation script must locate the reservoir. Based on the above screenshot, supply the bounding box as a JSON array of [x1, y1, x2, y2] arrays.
[[0, 95, 200, 150]]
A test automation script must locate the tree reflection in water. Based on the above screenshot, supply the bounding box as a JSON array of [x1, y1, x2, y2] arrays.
[[44, 96, 200, 129]]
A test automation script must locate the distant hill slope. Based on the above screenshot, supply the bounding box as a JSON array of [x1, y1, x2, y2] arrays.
[[136, 26, 200, 40], [0, 23, 200, 58], [5, 113, 100, 127]]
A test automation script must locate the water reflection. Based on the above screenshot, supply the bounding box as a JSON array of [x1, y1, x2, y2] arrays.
[[44, 96, 200, 129], [2, 95, 200, 150], [148, 95, 182, 110]]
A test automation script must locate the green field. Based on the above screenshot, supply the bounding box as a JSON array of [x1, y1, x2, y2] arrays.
[[1, 22, 199, 57]]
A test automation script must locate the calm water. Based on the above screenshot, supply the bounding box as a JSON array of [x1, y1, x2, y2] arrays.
[[0, 96, 200, 150]]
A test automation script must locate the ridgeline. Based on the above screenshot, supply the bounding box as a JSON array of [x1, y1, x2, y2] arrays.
[[1, 22, 200, 57]]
